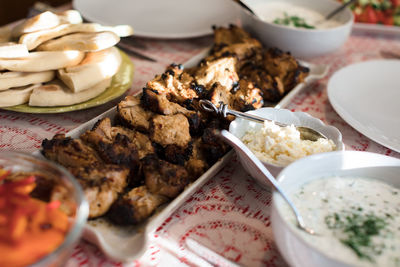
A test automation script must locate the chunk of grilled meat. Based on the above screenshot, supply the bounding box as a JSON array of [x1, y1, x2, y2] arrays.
[[142, 88, 203, 136], [239, 63, 285, 102], [185, 138, 209, 180], [149, 113, 191, 148], [69, 164, 129, 218], [209, 25, 262, 62], [81, 117, 154, 160], [42, 134, 102, 168], [201, 121, 230, 165], [142, 155, 189, 198], [208, 80, 263, 114], [117, 95, 154, 133], [107, 185, 168, 225], [141, 88, 194, 116], [41, 133, 130, 218], [263, 48, 309, 92], [194, 57, 239, 91], [146, 63, 198, 103]]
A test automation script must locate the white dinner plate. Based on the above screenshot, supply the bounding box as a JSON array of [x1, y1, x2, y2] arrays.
[[353, 22, 400, 35], [327, 60, 400, 153], [73, 0, 241, 39]]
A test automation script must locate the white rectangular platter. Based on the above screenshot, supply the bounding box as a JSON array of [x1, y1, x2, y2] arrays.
[[49, 48, 328, 262]]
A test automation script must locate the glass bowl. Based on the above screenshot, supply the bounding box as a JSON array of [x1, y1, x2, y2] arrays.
[[0, 151, 89, 267]]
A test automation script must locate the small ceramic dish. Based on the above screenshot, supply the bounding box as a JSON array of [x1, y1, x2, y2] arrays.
[[239, 0, 354, 59], [228, 107, 344, 184], [271, 151, 400, 267]]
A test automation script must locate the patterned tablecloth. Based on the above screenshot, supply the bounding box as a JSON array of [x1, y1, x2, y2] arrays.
[[1, 23, 400, 267]]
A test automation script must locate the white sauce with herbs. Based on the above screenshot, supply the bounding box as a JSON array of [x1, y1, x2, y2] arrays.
[[253, 2, 342, 29], [280, 176, 400, 266]]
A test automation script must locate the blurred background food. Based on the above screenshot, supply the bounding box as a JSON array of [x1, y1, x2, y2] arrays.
[[340, 0, 400, 25]]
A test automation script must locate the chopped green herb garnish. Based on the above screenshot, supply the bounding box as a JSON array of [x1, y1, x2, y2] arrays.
[[325, 211, 389, 262], [273, 13, 315, 29]]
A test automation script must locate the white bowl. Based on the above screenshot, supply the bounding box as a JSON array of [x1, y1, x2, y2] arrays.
[[239, 0, 354, 59], [229, 107, 344, 184], [271, 151, 400, 267]]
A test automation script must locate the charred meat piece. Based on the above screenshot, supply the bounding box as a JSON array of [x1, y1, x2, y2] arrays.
[[142, 155, 189, 198], [141, 88, 194, 116], [263, 48, 309, 92], [164, 142, 193, 166], [212, 24, 260, 47], [117, 95, 154, 133], [149, 113, 191, 148], [81, 118, 139, 167], [194, 57, 239, 91], [185, 138, 209, 180], [42, 134, 102, 168], [240, 62, 286, 102], [81, 117, 154, 160], [68, 164, 129, 218], [201, 124, 230, 165], [146, 64, 198, 103], [142, 88, 204, 136], [107, 185, 168, 225], [231, 79, 263, 111]]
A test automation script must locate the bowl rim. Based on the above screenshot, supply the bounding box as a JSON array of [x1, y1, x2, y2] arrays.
[[229, 107, 344, 168], [0, 151, 89, 266], [271, 150, 400, 266], [239, 0, 354, 33]]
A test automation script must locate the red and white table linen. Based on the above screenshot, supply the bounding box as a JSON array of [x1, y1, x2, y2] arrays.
[[1, 27, 399, 266]]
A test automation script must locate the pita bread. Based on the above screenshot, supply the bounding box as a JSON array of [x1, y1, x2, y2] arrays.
[[11, 10, 83, 38], [0, 70, 54, 91], [0, 83, 39, 107], [36, 31, 120, 52], [29, 78, 111, 106], [0, 50, 84, 72], [20, 23, 132, 50], [0, 42, 29, 58], [58, 47, 121, 92]]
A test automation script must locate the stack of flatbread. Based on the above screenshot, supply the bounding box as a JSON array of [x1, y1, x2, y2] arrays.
[[0, 10, 133, 107]]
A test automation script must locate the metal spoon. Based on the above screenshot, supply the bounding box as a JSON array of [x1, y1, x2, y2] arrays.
[[199, 100, 327, 141], [325, 0, 357, 20], [219, 130, 317, 235]]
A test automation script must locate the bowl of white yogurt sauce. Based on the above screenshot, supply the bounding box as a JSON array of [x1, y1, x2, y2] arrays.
[[272, 151, 400, 267], [229, 107, 343, 182], [238, 0, 354, 59]]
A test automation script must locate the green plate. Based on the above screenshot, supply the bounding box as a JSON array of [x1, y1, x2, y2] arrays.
[[2, 49, 134, 113]]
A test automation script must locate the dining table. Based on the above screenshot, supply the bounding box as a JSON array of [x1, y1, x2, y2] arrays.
[[1, 5, 400, 266]]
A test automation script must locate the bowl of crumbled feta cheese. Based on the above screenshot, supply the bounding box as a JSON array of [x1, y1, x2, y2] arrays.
[[229, 107, 344, 181]]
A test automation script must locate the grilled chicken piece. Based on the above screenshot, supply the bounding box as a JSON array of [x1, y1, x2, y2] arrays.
[[142, 88, 203, 136], [42, 134, 102, 167], [117, 95, 154, 133], [81, 117, 154, 160], [209, 25, 262, 62], [208, 80, 263, 113], [41, 133, 130, 218], [185, 138, 209, 179], [141, 88, 194, 116], [146, 64, 199, 103], [142, 155, 189, 198], [263, 48, 309, 92], [201, 121, 230, 165], [69, 164, 129, 218], [194, 57, 239, 91], [107, 185, 168, 225], [231, 79, 263, 111], [149, 113, 191, 148]]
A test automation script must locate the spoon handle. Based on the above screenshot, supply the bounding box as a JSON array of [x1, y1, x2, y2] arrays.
[[219, 130, 315, 235], [325, 0, 357, 20]]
